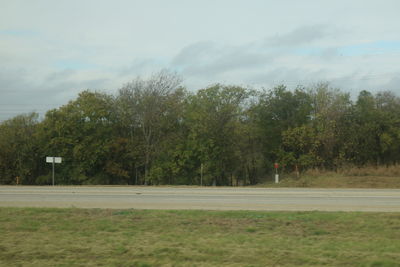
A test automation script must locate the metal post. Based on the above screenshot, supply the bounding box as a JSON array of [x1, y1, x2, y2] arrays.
[[135, 167, 138, 185], [52, 158, 55, 186], [200, 163, 203, 186], [46, 157, 61, 185]]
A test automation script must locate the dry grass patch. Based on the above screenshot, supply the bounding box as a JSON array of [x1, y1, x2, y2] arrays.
[[266, 165, 400, 188], [341, 165, 400, 177]]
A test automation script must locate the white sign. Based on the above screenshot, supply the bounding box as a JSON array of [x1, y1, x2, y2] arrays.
[[46, 157, 62, 163]]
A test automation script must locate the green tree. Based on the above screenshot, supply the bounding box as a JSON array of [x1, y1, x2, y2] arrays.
[[347, 90, 400, 166], [280, 125, 319, 176], [39, 91, 117, 184], [254, 85, 313, 171], [308, 83, 353, 169], [374, 91, 400, 165], [182, 84, 250, 185], [0, 113, 41, 184]]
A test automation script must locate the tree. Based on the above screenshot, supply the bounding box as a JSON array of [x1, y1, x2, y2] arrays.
[[0, 113, 41, 184], [280, 125, 319, 176], [374, 91, 400, 165], [230, 92, 266, 185], [308, 83, 353, 169], [345, 90, 382, 166], [117, 70, 184, 184], [347, 90, 400, 166], [182, 84, 250, 185], [254, 85, 313, 171], [39, 91, 117, 184]]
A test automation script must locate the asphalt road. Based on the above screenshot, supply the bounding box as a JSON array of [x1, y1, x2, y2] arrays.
[[1, 186, 400, 212]]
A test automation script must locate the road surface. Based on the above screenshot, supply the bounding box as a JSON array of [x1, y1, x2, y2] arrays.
[[1, 186, 400, 212]]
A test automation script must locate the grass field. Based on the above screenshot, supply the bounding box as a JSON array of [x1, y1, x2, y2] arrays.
[[1, 208, 400, 266]]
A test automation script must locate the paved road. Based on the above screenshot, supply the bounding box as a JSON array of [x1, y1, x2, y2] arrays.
[[1, 186, 400, 211]]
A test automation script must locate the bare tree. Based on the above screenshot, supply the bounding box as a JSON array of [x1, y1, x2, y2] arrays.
[[117, 70, 183, 184]]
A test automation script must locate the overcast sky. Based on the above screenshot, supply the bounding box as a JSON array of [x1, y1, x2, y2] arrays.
[[1, 0, 400, 121]]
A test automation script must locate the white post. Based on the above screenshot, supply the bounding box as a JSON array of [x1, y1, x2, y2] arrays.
[[275, 173, 279, 183], [274, 163, 279, 183]]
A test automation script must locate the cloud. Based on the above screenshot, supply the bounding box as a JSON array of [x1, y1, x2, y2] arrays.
[[170, 25, 338, 85], [265, 25, 329, 47], [245, 67, 328, 87], [117, 58, 168, 79], [171, 41, 273, 81], [383, 76, 400, 94], [0, 67, 118, 121], [1, 1, 400, 121], [0, 69, 57, 121], [172, 41, 217, 67], [169, 27, 400, 95]]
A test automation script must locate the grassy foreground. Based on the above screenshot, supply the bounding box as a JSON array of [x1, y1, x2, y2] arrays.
[[1, 208, 400, 266]]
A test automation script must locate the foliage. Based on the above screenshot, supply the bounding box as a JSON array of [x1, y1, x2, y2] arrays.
[[0, 113, 41, 184], [1, 73, 400, 184]]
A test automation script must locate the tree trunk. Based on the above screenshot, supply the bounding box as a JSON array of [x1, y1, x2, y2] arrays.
[[295, 164, 300, 179], [144, 149, 150, 185]]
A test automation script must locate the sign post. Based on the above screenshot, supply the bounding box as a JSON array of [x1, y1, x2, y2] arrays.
[[274, 163, 279, 183], [46, 157, 62, 186]]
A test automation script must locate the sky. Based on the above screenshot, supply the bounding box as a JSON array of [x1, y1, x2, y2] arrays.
[[1, 0, 400, 121]]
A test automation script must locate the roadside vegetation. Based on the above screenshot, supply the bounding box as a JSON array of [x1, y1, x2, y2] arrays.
[[1, 70, 400, 186], [265, 165, 400, 188], [1, 207, 399, 266]]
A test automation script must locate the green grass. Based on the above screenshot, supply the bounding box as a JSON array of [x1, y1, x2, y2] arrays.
[[1, 208, 400, 266]]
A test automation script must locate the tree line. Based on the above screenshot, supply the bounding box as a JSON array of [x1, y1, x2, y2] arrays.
[[1, 71, 400, 185]]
